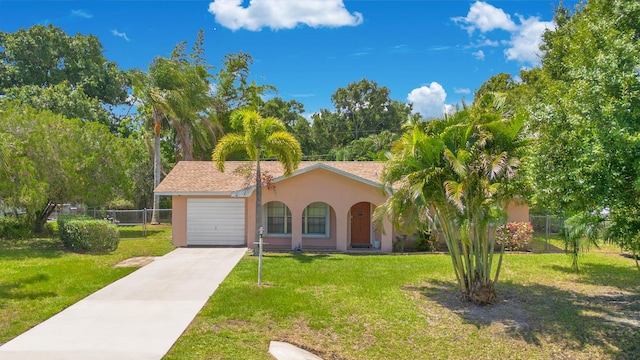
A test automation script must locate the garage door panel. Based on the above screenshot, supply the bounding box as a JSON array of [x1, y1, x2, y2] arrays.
[[187, 198, 245, 246]]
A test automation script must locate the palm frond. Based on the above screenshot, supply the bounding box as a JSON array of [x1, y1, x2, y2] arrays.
[[212, 134, 248, 171]]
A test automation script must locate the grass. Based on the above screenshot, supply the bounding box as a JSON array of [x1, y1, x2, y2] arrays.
[[0, 224, 175, 345], [166, 243, 639, 359]]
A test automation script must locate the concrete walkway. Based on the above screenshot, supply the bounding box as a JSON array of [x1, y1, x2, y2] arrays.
[[0, 247, 247, 360]]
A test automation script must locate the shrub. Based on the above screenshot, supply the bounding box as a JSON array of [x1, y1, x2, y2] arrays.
[[496, 222, 534, 251], [58, 217, 120, 254], [106, 198, 135, 210], [393, 235, 407, 252], [0, 216, 32, 239], [415, 229, 439, 252]]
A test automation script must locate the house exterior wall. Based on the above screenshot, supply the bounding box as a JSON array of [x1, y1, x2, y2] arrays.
[[507, 198, 529, 223], [245, 167, 393, 252], [172, 196, 187, 247]]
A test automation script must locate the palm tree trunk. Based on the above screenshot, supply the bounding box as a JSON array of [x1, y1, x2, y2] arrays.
[[151, 110, 161, 225], [254, 157, 262, 255]]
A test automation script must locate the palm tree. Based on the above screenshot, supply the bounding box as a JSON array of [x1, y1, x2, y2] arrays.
[[133, 47, 220, 224], [374, 94, 525, 305], [212, 108, 302, 253]]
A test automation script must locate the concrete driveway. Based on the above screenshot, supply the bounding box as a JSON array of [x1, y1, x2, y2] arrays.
[[0, 247, 247, 360]]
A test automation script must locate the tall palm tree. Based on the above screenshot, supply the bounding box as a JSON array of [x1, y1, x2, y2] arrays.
[[374, 94, 525, 304], [212, 108, 302, 253], [133, 50, 220, 224]]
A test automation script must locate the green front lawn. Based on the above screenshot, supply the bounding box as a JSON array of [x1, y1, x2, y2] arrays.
[[166, 248, 639, 359], [0, 225, 175, 344]]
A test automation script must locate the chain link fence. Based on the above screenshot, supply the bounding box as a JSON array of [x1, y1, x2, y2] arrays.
[[50, 207, 172, 225], [530, 215, 564, 252], [86, 209, 172, 225]]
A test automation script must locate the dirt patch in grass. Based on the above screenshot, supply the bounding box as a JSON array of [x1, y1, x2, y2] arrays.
[[112, 256, 155, 268], [408, 279, 640, 357]]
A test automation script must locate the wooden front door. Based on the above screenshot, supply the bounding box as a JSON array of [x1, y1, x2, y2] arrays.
[[350, 202, 371, 246]]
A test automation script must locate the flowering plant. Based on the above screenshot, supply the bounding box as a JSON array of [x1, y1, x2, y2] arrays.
[[496, 222, 534, 251]]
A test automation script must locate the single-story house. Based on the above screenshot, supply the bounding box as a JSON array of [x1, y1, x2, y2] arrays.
[[154, 161, 529, 253]]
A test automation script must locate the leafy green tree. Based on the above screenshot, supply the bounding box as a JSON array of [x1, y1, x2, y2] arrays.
[[530, 0, 640, 267], [0, 101, 132, 231], [259, 97, 315, 156], [212, 109, 302, 252], [4, 82, 114, 127], [213, 52, 276, 128], [333, 79, 411, 144], [334, 130, 399, 161], [375, 95, 526, 304], [0, 24, 129, 105]]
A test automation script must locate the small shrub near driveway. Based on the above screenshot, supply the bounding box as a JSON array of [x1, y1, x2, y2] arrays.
[[496, 222, 534, 251], [58, 217, 120, 253]]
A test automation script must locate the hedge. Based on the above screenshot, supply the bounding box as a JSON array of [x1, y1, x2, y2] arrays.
[[58, 217, 120, 254]]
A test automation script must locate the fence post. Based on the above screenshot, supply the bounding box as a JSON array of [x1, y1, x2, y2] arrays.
[[143, 208, 147, 238], [545, 215, 550, 252]]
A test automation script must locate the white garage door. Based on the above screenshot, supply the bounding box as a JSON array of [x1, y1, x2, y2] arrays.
[[187, 198, 245, 246]]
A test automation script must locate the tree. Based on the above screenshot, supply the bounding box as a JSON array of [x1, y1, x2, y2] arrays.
[[0, 24, 129, 105], [334, 79, 411, 143], [0, 101, 132, 231], [4, 82, 114, 127], [132, 30, 218, 223], [311, 79, 412, 152], [212, 109, 302, 253], [374, 95, 526, 304], [530, 0, 640, 268], [213, 52, 276, 129], [259, 97, 315, 156], [333, 130, 399, 161]]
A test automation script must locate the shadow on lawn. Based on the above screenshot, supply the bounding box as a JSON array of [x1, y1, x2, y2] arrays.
[[288, 253, 335, 263], [118, 227, 167, 239], [0, 273, 57, 304], [409, 280, 640, 358], [548, 262, 640, 290], [0, 238, 64, 260]]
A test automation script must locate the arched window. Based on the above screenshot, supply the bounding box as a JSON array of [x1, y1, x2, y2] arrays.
[[264, 201, 291, 235], [302, 202, 329, 237]]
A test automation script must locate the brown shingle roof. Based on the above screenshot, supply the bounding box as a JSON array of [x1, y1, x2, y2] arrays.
[[154, 161, 385, 195]]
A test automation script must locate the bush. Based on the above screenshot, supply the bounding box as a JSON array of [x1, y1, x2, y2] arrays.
[[58, 217, 120, 254], [496, 222, 534, 251], [415, 229, 439, 252], [106, 198, 135, 210], [393, 235, 407, 252], [0, 216, 32, 239]]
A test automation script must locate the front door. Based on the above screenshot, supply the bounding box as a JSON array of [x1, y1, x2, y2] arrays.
[[350, 202, 371, 247]]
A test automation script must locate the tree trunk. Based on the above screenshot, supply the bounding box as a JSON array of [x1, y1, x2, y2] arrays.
[[33, 201, 56, 233], [465, 276, 497, 306], [151, 110, 161, 225], [254, 157, 262, 256]]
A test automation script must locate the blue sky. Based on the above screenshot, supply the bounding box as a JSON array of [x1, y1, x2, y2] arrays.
[[0, 0, 577, 119]]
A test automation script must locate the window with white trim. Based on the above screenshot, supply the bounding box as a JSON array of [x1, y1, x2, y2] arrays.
[[302, 202, 329, 237], [265, 201, 291, 235]]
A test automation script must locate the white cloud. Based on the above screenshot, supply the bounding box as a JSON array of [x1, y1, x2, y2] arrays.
[[454, 88, 471, 94], [453, 1, 516, 34], [111, 29, 130, 41], [407, 82, 452, 120], [71, 9, 93, 19], [472, 50, 485, 60], [455, 1, 555, 66], [208, 0, 363, 31], [504, 16, 554, 64]]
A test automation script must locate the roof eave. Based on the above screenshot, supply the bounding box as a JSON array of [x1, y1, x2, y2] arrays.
[[153, 191, 236, 196]]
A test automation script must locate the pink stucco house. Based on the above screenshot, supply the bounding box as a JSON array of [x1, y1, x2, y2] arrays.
[[154, 161, 529, 253]]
